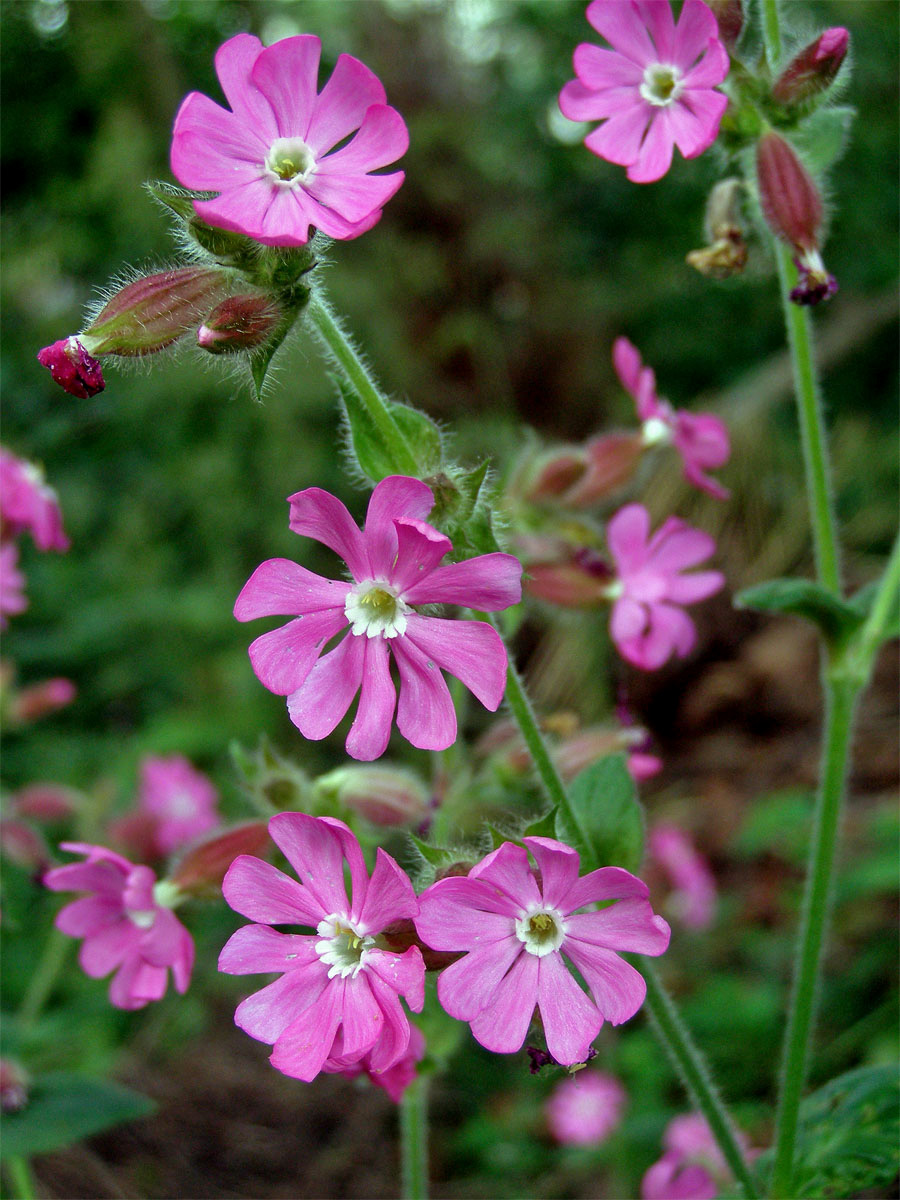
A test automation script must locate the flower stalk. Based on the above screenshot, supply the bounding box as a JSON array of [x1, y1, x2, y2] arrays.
[[400, 1075, 430, 1200]]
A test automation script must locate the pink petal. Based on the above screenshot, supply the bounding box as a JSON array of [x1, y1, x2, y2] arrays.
[[218, 923, 318, 975], [563, 866, 650, 913], [336, 972, 386, 1061], [170, 925, 195, 993], [363, 476, 435, 579], [287, 630, 364, 741], [682, 49, 731, 91], [650, 601, 697, 659], [415, 876, 520, 950], [560, 77, 641, 123], [357, 848, 419, 932], [572, 43, 644, 90], [561, 941, 648, 1025], [270, 976, 344, 1080], [212, 33, 277, 136], [170, 93, 268, 187], [54, 895, 120, 937], [469, 951, 539, 1053], [364, 971, 414, 1073], [79, 921, 134, 978], [116, 960, 167, 1008], [607, 504, 651, 575], [611, 596, 648, 643], [365, 945, 425, 1011], [305, 52, 386, 156], [625, 111, 674, 183], [536, 952, 603, 1064], [566, 900, 671, 955], [222, 854, 325, 927], [290, 189, 386, 242], [586, 0, 656, 65], [235, 958, 330, 1044], [436, 937, 523, 1021], [314, 104, 409, 177], [665, 570, 725, 604], [401, 616, 509, 711], [392, 638, 457, 752], [345, 636, 396, 762], [306, 167, 406, 227], [45, 858, 126, 897], [389, 519, 452, 595], [140, 907, 190, 968], [246, 610, 347, 696], [267, 813, 355, 920], [667, 95, 726, 159], [673, 0, 725, 69], [584, 104, 652, 167], [636, 0, 676, 60], [235, 559, 348, 620], [251, 35, 321, 141], [191, 180, 300, 245], [403, 553, 522, 610], [288, 487, 369, 581], [106, 958, 143, 1010], [522, 838, 580, 911], [470, 841, 542, 910]]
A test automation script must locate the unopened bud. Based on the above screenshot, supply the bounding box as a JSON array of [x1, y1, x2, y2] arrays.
[[772, 28, 849, 106], [314, 764, 430, 827], [37, 337, 105, 398], [525, 449, 588, 502], [82, 267, 229, 357], [0, 1060, 30, 1113], [170, 822, 270, 894], [9, 677, 76, 724], [687, 178, 748, 279], [198, 293, 282, 354], [10, 783, 78, 822], [0, 819, 51, 871], [705, 0, 743, 51], [525, 546, 614, 608], [566, 433, 643, 505]]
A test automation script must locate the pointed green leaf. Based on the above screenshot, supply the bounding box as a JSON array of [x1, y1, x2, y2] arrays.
[[391, 404, 443, 473], [247, 315, 298, 400], [793, 105, 855, 173], [735, 578, 863, 646], [847, 579, 900, 643], [523, 807, 559, 839], [408, 833, 455, 868], [144, 179, 202, 222], [1, 1072, 155, 1159], [554, 753, 644, 875], [337, 374, 442, 483]]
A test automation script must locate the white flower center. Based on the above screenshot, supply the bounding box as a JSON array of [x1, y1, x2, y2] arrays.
[[265, 137, 316, 187], [640, 63, 684, 107], [515, 906, 566, 957], [315, 915, 376, 979], [641, 416, 674, 447], [126, 904, 157, 930], [344, 580, 410, 639]]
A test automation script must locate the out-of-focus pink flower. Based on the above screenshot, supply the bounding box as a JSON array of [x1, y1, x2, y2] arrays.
[[642, 1153, 718, 1200], [559, 0, 730, 184], [219, 813, 425, 1083], [235, 476, 522, 761], [642, 1113, 755, 1199], [649, 825, 717, 929], [36, 337, 105, 399], [613, 338, 730, 500], [329, 1023, 426, 1103], [136, 755, 220, 857], [9, 677, 76, 724], [44, 844, 194, 1010], [0, 449, 69, 551], [545, 1070, 626, 1145], [605, 503, 724, 671], [0, 543, 27, 628], [314, 764, 431, 828], [416, 837, 669, 1065], [171, 33, 409, 247], [0, 819, 52, 872]]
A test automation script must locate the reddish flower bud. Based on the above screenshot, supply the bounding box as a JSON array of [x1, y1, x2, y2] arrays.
[[0, 819, 51, 871], [9, 677, 76, 723], [9, 783, 79, 822], [314, 764, 430, 827], [170, 821, 270, 894], [772, 28, 849, 105], [0, 1060, 30, 1113], [197, 293, 283, 354], [565, 433, 644, 505], [525, 546, 614, 609], [525, 449, 588, 502], [84, 267, 229, 357], [705, 0, 743, 51], [37, 337, 104, 398]]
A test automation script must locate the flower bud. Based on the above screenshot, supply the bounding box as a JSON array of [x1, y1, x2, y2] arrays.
[[170, 822, 270, 895], [314, 764, 430, 827], [37, 337, 104, 398], [9, 783, 79, 822], [198, 293, 283, 354], [525, 546, 614, 608], [704, 0, 743, 51], [0, 1060, 30, 1113], [84, 267, 230, 356], [772, 28, 849, 106], [566, 433, 644, 505], [9, 677, 76, 724], [0, 819, 51, 872], [524, 449, 588, 502]]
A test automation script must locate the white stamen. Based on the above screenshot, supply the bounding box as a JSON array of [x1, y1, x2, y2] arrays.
[[264, 137, 317, 188], [515, 906, 567, 957], [315, 914, 376, 979], [640, 63, 684, 107], [344, 580, 410, 639]]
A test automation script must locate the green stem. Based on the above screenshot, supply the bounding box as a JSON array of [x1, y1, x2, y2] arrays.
[[400, 1074, 429, 1200], [853, 531, 900, 679], [496, 624, 757, 1196], [4, 1157, 36, 1200], [17, 926, 70, 1030], [306, 291, 420, 477], [760, 0, 783, 69], [769, 676, 858, 1197]]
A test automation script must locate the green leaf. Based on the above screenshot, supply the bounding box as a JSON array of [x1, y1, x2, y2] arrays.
[[554, 754, 644, 875], [1, 1072, 155, 1159], [336, 376, 442, 482], [248, 314, 298, 401], [735, 578, 863, 646], [391, 404, 443, 474], [848, 580, 900, 643], [522, 807, 558, 839], [752, 1066, 899, 1198], [792, 106, 855, 173]]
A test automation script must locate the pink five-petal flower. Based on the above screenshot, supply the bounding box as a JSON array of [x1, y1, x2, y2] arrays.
[[612, 338, 730, 500], [605, 503, 724, 671], [559, 0, 730, 184], [219, 813, 425, 1083], [649, 824, 717, 930], [0, 543, 27, 628], [44, 844, 194, 1010], [415, 837, 670, 1066], [0, 449, 70, 551], [136, 754, 220, 857], [545, 1070, 627, 1145], [234, 476, 522, 761], [171, 33, 409, 247]]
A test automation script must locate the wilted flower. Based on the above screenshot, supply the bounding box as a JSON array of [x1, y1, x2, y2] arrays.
[[416, 837, 670, 1065], [546, 1070, 626, 1145], [559, 0, 730, 183], [44, 844, 194, 1010], [0, 449, 69, 551], [219, 813, 425, 1082], [36, 337, 104, 399], [605, 503, 724, 670], [171, 34, 409, 247], [235, 476, 522, 761]]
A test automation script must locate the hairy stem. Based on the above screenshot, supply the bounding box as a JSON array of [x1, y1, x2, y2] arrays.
[[400, 1075, 430, 1200]]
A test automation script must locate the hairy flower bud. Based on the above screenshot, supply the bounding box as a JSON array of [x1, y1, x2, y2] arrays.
[[772, 28, 849, 105], [314, 764, 430, 827], [566, 433, 644, 505], [198, 293, 282, 354], [705, 0, 743, 51], [170, 822, 270, 895], [84, 267, 229, 356], [37, 337, 105, 398]]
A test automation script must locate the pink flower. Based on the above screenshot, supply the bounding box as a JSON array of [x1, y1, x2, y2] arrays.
[[649, 825, 717, 929], [545, 1070, 626, 1145], [136, 755, 220, 857], [415, 837, 670, 1066], [44, 844, 194, 1010], [234, 476, 522, 761], [559, 0, 730, 184], [171, 33, 409, 247], [642, 1113, 751, 1199], [642, 1153, 718, 1200], [605, 503, 724, 671], [613, 338, 730, 500], [0, 449, 69, 551], [36, 337, 104, 399], [219, 813, 425, 1083], [0, 543, 27, 628], [328, 1023, 426, 1103]]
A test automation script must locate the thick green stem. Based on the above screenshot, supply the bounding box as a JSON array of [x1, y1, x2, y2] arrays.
[[769, 677, 858, 1197], [306, 292, 420, 477], [400, 1075, 429, 1200], [760, 0, 783, 69], [4, 1157, 36, 1200]]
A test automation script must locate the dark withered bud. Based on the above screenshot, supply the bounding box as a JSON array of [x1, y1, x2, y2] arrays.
[[687, 178, 748, 279]]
